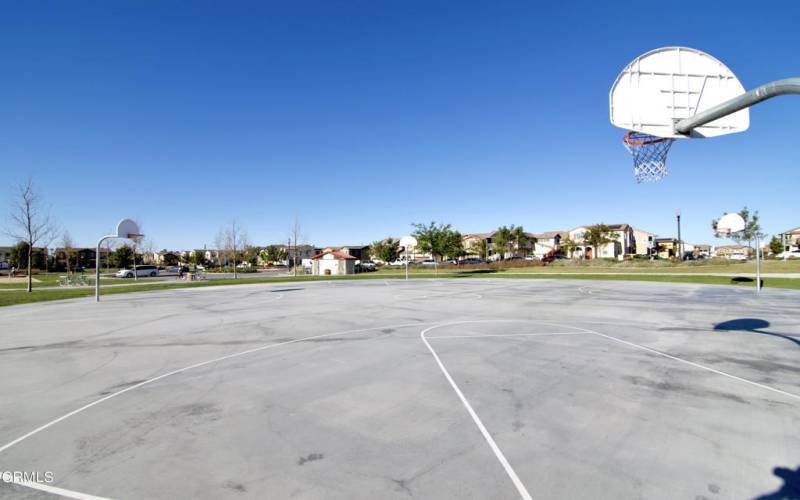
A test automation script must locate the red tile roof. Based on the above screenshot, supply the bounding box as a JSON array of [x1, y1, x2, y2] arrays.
[[310, 250, 357, 260]]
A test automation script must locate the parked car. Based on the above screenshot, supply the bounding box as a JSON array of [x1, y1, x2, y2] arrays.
[[728, 253, 748, 261], [459, 258, 486, 265], [441, 259, 457, 265], [116, 265, 159, 278], [777, 250, 800, 259], [359, 260, 377, 270], [389, 258, 412, 266], [420, 259, 437, 266]]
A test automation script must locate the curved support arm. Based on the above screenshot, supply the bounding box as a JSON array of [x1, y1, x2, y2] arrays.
[[96, 235, 115, 302], [675, 77, 800, 135]]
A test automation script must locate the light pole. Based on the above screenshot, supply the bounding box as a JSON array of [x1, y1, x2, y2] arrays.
[[676, 209, 682, 261]]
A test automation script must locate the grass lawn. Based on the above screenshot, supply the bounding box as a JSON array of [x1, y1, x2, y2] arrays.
[[1, 271, 798, 308]]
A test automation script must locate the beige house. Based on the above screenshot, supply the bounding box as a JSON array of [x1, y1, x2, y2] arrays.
[[632, 228, 657, 256], [462, 231, 536, 260], [780, 226, 800, 251], [530, 231, 567, 258], [311, 250, 356, 275], [569, 224, 635, 260], [715, 245, 753, 259]]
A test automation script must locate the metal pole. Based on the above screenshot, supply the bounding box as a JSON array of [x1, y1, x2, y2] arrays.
[[132, 242, 137, 281], [404, 247, 409, 281], [676, 210, 682, 260], [675, 78, 800, 135], [756, 234, 761, 294], [96, 235, 113, 302]]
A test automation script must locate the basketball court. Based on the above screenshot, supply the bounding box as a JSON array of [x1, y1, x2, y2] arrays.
[[0, 279, 798, 499]]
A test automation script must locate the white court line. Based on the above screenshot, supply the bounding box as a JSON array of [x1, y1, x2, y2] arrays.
[[573, 325, 800, 402], [0, 321, 429, 456], [427, 332, 584, 339], [10, 479, 110, 500], [421, 323, 534, 500]]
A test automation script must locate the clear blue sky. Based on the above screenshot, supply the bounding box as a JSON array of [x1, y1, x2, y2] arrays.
[[2, 1, 798, 250]]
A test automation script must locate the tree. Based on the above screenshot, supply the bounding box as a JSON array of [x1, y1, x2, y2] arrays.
[[474, 238, 490, 260], [190, 250, 206, 268], [768, 236, 784, 256], [62, 231, 78, 275], [712, 206, 767, 249], [443, 230, 466, 260], [243, 245, 260, 266], [492, 226, 513, 260], [411, 221, 462, 262], [560, 238, 577, 258], [160, 250, 179, 266], [262, 245, 288, 266], [216, 221, 248, 278], [111, 245, 134, 268], [370, 238, 399, 263], [511, 225, 533, 257], [5, 180, 58, 292], [9, 241, 28, 268], [289, 217, 303, 276], [584, 224, 617, 260]]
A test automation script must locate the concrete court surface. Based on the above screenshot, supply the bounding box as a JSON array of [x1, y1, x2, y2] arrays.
[[0, 279, 798, 500]]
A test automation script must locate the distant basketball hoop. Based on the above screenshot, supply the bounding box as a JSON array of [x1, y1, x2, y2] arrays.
[[96, 219, 144, 302]]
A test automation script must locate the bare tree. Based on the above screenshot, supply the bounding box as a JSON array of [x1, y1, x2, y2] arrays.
[[290, 217, 303, 277], [5, 180, 59, 292], [61, 231, 77, 276], [216, 221, 248, 279]]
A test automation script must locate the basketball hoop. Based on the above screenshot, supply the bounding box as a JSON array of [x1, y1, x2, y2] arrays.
[[623, 131, 674, 183]]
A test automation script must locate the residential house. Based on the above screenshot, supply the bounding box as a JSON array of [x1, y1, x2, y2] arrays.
[[462, 231, 536, 260], [693, 244, 713, 258], [632, 228, 657, 256], [780, 226, 800, 251], [0, 246, 49, 269], [569, 224, 635, 260], [715, 245, 753, 259], [54, 247, 112, 270], [333, 245, 371, 262], [311, 250, 356, 275], [530, 231, 567, 258]]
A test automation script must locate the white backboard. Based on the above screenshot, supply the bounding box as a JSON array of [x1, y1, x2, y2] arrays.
[[610, 47, 749, 138], [399, 236, 417, 249], [716, 213, 746, 235], [116, 218, 142, 239]]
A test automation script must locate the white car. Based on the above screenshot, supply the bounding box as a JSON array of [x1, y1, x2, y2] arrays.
[[389, 258, 411, 266], [728, 253, 748, 261], [116, 265, 159, 278], [420, 259, 437, 266], [777, 250, 800, 259]]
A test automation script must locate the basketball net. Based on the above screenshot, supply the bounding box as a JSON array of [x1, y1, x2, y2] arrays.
[[623, 131, 675, 183]]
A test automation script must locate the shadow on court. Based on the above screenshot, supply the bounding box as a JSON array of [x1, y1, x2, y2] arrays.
[[753, 466, 800, 499], [714, 318, 800, 347]]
